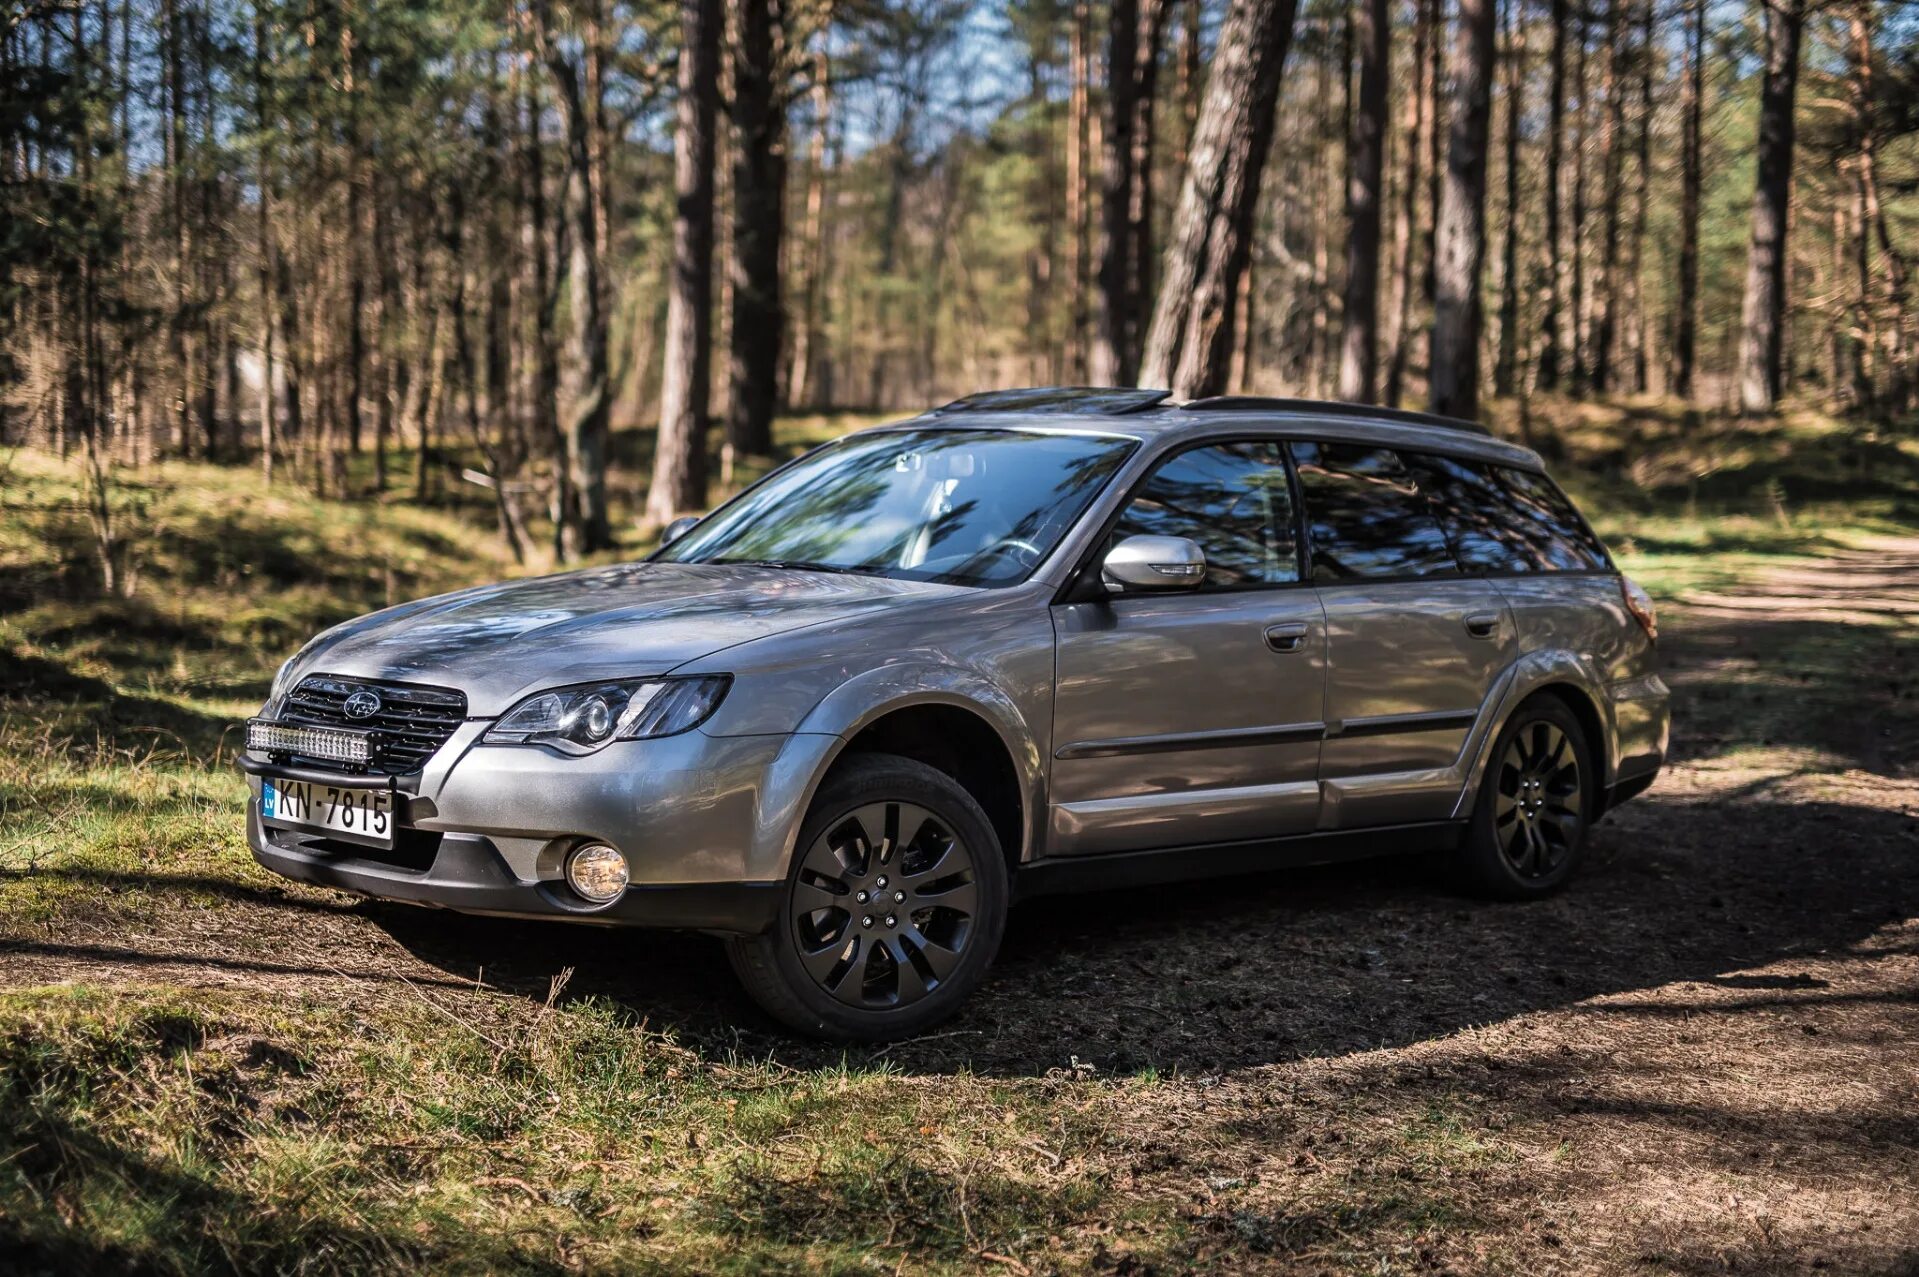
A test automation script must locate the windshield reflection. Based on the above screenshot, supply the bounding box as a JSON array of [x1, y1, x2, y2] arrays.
[[656, 428, 1137, 587]]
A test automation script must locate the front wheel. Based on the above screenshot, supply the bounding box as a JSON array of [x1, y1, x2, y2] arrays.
[[725, 754, 1009, 1040], [1455, 695, 1596, 899]]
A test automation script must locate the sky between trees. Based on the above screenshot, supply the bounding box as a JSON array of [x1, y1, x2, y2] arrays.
[[4, 0, 1915, 561]]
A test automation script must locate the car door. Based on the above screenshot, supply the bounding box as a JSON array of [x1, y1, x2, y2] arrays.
[[1048, 440, 1327, 857], [1290, 440, 1515, 829]]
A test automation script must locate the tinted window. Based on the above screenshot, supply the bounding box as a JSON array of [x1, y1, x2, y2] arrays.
[[1291, 442, 1459, 581], [1110, 441, 1299, 589], [1403, 453, 1535, 573], [1400, 453, 1611, 573], [1494, 468, 1611, 570]]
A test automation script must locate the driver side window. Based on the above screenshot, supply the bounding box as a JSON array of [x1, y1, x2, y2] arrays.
[[1110, 441, 1300, 590]]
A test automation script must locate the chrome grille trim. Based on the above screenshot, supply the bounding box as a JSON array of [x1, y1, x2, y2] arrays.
[[282, 675, 468, 775]]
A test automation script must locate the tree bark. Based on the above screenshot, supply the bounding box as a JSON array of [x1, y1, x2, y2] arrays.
[[1428, 0, 1497, 419], [539, 2, 614, 551], [1493, 0, 1524, 398], [1127, 0, 1170, 374], [1735, 0, 1805, 415], [787, 29, 831, 411], [649, 0, 721, 524], [1625, 0, 1653, 393], [1383, 0, 1435, 407], [1336, 0, 1388, 403], [1591, 0, 1626, 394], [1672, 0, 1704, 398], [1536, 0, 1568, 390], [1139, 0, 1301, 398], [726, 0, 785, 457], [1092, 0, 1141, 385], [1569, 15, 1590, 388]]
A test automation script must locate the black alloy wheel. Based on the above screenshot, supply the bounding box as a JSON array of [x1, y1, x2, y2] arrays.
[[789, 800, 981, 1009], [726, 754, 1008, 1040], [1457, 695, 1595, 899], [1492, 718, 1584, 880]]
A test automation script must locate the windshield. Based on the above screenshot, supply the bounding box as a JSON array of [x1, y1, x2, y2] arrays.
[[656, 427, 1138, 587]]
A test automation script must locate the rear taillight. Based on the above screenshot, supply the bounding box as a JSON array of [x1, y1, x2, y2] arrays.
[[1621, 576, 1658, 641]]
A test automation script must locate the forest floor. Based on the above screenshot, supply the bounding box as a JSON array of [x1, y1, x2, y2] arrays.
[[2, 401, 1918, 1274]]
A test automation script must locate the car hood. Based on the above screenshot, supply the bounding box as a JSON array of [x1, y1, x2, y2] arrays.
[[286, 562, 962, 716]]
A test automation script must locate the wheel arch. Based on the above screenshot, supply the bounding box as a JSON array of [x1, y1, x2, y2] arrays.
[[1453, 652, 1620, 819], [753, 667, 1046, 884]]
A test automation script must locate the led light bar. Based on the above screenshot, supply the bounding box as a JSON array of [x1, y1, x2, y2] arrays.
[[246, 718, 373, 766]]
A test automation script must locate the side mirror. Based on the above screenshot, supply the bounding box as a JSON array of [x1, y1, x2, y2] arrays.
[[1101, 535, 1207, 593], [660, 515, 701, 547]]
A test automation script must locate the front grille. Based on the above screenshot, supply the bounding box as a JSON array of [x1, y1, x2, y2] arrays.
[[282, 675, 467, 775]]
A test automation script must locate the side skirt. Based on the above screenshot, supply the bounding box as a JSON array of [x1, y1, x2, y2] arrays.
[[1011, 820, 1466, 902]]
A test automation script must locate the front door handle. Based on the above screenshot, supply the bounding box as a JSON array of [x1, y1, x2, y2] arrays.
[[1464, 612, 1501, 639], [1264, 621, 1310, 653]]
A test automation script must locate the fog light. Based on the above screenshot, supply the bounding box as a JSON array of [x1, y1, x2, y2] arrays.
[[564, 843, 628, 905]]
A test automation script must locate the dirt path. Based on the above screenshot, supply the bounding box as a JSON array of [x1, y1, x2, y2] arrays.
[[6, 546, 1919, 1273]]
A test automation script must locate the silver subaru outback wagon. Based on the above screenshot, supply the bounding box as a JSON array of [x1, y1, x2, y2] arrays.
[[242, 388, 1669, 1040]]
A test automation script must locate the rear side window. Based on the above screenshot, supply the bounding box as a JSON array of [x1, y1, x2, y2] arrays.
[[1403, 453, 1534, 573], [1493, 468, 1611, 570], [1290, 442, 1458, 582], [1402, 453, 1610, 573], [1110, 441, 1299, 589]]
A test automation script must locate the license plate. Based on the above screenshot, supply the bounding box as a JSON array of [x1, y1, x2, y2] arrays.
[[261, 778, 395, 849]]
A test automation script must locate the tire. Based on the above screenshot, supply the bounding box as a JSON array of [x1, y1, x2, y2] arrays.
[[725, 753, 1009, 1040], [1455, 694, 1597, 900]]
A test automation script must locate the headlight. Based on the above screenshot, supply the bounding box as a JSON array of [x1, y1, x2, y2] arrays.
[[483, 676, 731, 754]]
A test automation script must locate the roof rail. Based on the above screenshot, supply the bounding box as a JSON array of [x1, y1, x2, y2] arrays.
[[926, 386, 1174, 417], [1179, 395, 1492, 437]]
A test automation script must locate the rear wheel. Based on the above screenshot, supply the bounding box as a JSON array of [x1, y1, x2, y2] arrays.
[[1456, 695, 1595, 899], [725, 754, 1008, 1040]]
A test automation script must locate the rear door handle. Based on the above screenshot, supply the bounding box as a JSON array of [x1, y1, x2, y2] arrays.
[[1265, 621, 1310, 653], [1464, 612, 1501, 639]]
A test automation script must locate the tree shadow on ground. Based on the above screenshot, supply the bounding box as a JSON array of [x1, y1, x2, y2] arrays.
[[0, 647, 237, 761], [366, 788, 1919, 1078]]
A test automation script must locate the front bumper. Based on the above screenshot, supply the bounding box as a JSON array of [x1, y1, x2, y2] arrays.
[[242, 723, 843, 934], [248, 804, 781, 932]]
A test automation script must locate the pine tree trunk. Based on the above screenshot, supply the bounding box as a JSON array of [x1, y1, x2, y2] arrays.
[[726, 0, 785, 457], [1383, 0, 1434, 407], [1139, 0, 1301, 398], [1672, 0, 1704, 399], [1493, 0, 1523, 398], [1536, 0, 1568, 390], [1092, 0, 1141, 386], [1591, 0, 1626, 394], [1428, 0, 1497, 419], [787, 32, 831, 411], [649, 0, 721, 523], [1336, 0, 1388, 403], [1736, 0, 1805, 415], [1569, 17, 1590, 389], [540, 3, 614, 550], [1127, 0, 1169, 375], [1625, 0, 1653, 394]]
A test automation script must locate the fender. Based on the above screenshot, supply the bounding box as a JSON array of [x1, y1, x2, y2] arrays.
[[742, 663, 1049, 883], [1449, 647, 1620, 820]]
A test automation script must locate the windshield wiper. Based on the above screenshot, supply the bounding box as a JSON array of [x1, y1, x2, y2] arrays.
[[708, 558, 872, 576]]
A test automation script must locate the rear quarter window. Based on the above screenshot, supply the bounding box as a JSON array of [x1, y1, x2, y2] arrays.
[[1402, 452, 1610, 573], [1493, 467, 1611, 571]]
